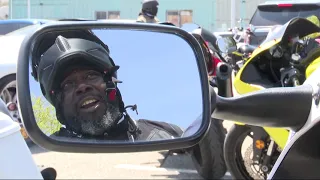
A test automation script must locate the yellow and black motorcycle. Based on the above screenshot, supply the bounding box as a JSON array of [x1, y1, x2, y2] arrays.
[[216, 17, 320, 179]]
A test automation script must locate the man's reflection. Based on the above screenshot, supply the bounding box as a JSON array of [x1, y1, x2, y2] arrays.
[[36, 35, 183, 141]]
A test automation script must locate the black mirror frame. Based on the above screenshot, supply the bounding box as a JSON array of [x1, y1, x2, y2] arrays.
[[17, 21, 212, 153]]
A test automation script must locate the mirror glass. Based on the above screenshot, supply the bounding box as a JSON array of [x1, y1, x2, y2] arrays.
[[28, 29, 203, 143], [216, 36, 237, 54]]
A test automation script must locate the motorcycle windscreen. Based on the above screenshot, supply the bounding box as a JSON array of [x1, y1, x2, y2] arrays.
[[261, 17, 320, 46]]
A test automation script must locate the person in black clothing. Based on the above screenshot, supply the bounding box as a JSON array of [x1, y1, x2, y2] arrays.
[[36, 35, 183, 141]]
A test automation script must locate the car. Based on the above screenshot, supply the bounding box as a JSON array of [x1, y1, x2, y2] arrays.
[[0, 20, 58, 144], [0, 33, 30, 143], [248, 0, 320, 46], [214, 31, 245, 49], [0, 19, 51, 36]]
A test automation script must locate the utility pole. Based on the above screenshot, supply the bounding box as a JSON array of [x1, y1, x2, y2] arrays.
[[231, 0, 235, 28], [240, 0, 246, 28], [27, 0, 30, 18], [10, 0, 13, 19]]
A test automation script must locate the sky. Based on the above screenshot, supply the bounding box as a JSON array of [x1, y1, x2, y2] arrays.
[[29, 29, 203, 131]]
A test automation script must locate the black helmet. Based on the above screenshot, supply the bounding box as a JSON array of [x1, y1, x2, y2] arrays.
[[141, 0, 159, 17], [38, 35, 117, 104], [32, 29, 114, 82], [37, 36, 126, 128]]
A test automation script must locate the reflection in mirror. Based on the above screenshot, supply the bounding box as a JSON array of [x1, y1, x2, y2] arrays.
[[29, 29, 202, 143], [216, 38, 228, 53], [216, 37, 237, 54]]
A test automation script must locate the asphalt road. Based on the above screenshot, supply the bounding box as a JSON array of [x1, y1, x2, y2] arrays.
[[30, 121, 235, 179]]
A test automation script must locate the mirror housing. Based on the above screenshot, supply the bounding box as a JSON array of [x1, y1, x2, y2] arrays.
[[17, 21, 212, 153]]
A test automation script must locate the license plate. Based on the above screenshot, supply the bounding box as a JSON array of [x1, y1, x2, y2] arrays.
[[20, 128, 29, 139]]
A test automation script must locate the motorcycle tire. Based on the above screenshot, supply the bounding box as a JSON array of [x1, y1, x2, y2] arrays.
[[224, 124, 255, 180], [188, 118, 227, 179]]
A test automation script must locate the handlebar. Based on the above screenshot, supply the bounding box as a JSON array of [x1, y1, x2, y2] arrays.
[[215, 62, 233, 97]]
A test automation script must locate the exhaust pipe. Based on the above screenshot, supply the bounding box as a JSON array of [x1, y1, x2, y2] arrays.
[[215, 62, 233, 97]]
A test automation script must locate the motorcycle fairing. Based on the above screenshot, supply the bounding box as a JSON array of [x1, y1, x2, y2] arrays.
[[271, 121, 320, 179], [264, 63, 320, 179], [263, 128, 289, 150], [234, 17, 320, 95], [306, 56, 320, 78], [261, 17, 320, 47]]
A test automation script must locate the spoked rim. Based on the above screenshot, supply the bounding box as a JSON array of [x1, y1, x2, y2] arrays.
[[0, 80, 22, 124]]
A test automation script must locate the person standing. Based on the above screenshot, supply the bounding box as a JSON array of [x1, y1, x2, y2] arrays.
[[137, 0, 160, 23]]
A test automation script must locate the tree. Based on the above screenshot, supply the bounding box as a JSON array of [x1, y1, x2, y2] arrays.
[[32, 96, 61, 135]]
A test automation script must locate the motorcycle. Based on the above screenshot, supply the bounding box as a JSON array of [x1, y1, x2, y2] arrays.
[[179, 22, 230, 179], [6, 19, 320, 180], [228, 26, 257, 75], [215, 17, 320, 179]]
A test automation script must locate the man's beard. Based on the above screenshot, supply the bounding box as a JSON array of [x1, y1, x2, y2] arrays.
[[68, 102, 123, 136]]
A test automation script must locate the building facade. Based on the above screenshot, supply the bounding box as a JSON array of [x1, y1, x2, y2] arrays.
[[10, 0, 274, 31], [0, 0, 9, 19]]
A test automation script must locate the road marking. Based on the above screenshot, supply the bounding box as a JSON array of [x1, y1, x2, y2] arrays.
[[115, 164, 232, 177], [115, 164, 198, 174]]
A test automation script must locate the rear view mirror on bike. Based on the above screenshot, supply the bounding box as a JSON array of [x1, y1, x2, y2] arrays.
[[16, 21, 212, 153]]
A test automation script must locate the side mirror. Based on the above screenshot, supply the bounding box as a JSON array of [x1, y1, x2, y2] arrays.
[[17, 21, 212, 153], [216, 38, 228, 53], [216, 36, 237, 54]]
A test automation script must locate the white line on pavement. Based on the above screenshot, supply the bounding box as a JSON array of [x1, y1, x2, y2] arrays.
[[115, 164, 198, 174], [115, 164, 232, 177]]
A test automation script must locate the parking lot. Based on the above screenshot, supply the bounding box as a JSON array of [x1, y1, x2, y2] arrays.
[[30, 121, 235, 179]]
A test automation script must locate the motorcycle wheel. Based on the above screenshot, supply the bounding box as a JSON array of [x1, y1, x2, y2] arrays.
[[224, 124, 268, 180], [0, 74, 33, 146], [188, 119, 227, 179]]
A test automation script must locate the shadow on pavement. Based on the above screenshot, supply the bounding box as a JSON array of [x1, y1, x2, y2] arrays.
[[160, 152, 195, 169], [151, 151, 233, 179], [140, 150, 169, 166], [152, 173, 203, 179], [29, 143, 50, 154], [151, 152, 204, 179]]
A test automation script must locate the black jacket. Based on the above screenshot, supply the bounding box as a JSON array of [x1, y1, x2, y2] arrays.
[[50, 115, 183, 141]]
